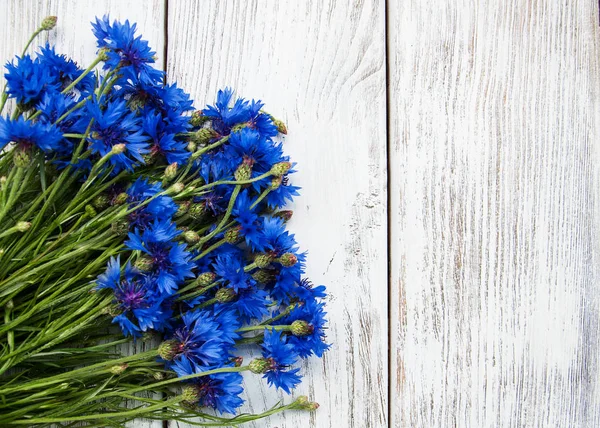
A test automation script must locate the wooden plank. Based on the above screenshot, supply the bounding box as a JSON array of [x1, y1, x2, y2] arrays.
[[0, 2, 166, 427], [167, 1, 388, 427], [389, 1, 600, 427]]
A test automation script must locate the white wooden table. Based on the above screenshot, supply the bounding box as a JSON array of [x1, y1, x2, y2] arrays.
[[2, 1, 599, 427]]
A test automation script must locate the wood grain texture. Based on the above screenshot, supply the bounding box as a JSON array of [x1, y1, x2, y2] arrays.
[[0, 2, 166, 427], [389, 1, 600, 427], [167, 1, 388, 427]]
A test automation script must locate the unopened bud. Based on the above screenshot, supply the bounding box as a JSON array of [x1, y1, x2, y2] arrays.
[[291, 320, 314, 337], [224, 226, 242, 244], [188, 203, 205, 220], [190, 111, 210, 127], [134, 256, 153, 272], [271, 116, 288, 134], [192, 128, 216, 145], [274, 210, 293, 222], [169, 182, 185, 194], [183, 230, 200, 244], [98, 47, 110, 62], [113, 192, 128, 205], [14, 143, 31, 168], [176, 201, 191, 217], [40, 16, 57, 31], [234, 163, 252, 181], [15, 221, 31, 232], [84, 205, 97, 218], [158, 340, 179, 361], [215, 287, 236, 303], [254, 253, 274, 269], [270, 176, 282, 190], [278, 252, 297, 267], [111, 218, 129, 236], [249, 358, 271, 374], [153, 371, 165, 380], [197, 272, 216, 287], [181, 385, 200, 404], [187, 141, 197, 152], [292, 396, 319, 411], [164, 162, 178, 180], [111, 143, 126, 155], [270, 162, 291, 177], [252, 269, 273, 284], [109, 363, 128, 375], [92, 194, 111, 210]]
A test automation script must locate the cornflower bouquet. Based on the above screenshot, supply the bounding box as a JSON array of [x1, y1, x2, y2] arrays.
[[0, 15, 329, 426]]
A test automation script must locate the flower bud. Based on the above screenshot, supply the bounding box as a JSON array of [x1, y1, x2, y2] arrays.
[[14, 143, 32, 168], [234, 163, 252, 181], [188, 203, 205, 220], [274, 210, 293, 222], [153, 371, 165, 380], [254, 253, 274, 269], [190, 111, 210, 127], [181, 385, 200, 404], [176, 201, 191, 217], [158, 340, 179, 361], [169, 182, 185, 194], [270, 176, 282, 190], [249, 358, 271, 374], [41, 16, 58, 31], [191, 128, 216, 145], [111, 143, 126, 155], [98, 47, 110, 62], [109, 363, 128, 375], [252, 269, 273, 284], [197, 272, 216, 287], [15, 221, 31, 232], [111, 218, 129, 236], [113, 192, 128, 205], [270, 161, 291, 177], [272, 117, 288, 135], [187, 141, 197, 152], [224, 226, 242, 244], [134, 256, 153, 272], [215, 287, 236, 303], [292, 396, 320, 411], [164, 162, 178, 181], [291, 320, 314, 337], [183, 230, 200, 244], [92, 194, 111, 210], [278, 252, 297, 267], [84, 204, 97, 218]]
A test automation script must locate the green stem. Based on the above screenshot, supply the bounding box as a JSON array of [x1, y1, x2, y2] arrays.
[[198, 185, 241, 244], [61, 55, 103, 94], [236, 324, 292, 333]]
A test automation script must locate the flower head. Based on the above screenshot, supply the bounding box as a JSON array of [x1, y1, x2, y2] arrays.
[[258, 329, 302, 393], [0, 116, 63, 153]]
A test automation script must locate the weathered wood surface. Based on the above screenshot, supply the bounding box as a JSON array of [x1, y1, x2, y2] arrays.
[[389, 1, 600, 427], [166, 1, 388, 427]]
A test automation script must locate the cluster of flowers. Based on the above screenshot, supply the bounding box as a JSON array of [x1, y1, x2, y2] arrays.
[[1, 16, 328, 416]]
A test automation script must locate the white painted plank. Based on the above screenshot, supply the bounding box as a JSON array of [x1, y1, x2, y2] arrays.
[[390, 1, 600, 427], [0, 2, 166, 427], [167, 1, 388, 427]]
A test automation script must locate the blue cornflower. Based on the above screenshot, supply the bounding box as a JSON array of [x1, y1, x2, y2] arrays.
[[4, 54, 60, 105], [225, 128, 284, 184], [166, 309, 236, 368], [232, 190, 264, 251], [202, 88, 251, 136], [142, 112, 190, 165], [220, 287, 269, 324], [213, 252, 255, 292], [293, 278, 328, 305], [0, 116, 63, 153], [125, 220, 194, 295], [282, 300, 330, 358], [172, 358, 244, 414], [259, 329, 302, 394], [37, 44, 95, 95], [261, 217, 299, 257], [126, 178, 177, 229], [246, 100, 278, 138], [92, 15, 162, 83], [87, 98, 149, 172], [96, 257, 171, 337]]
